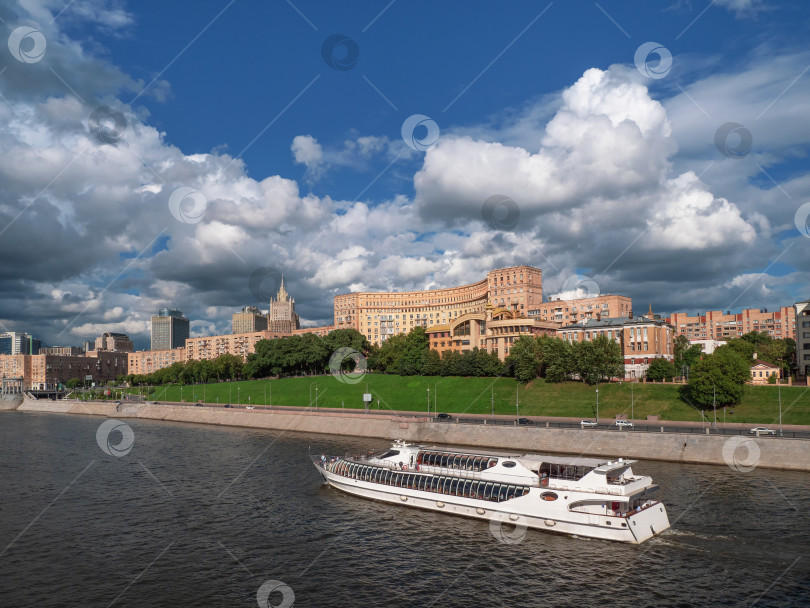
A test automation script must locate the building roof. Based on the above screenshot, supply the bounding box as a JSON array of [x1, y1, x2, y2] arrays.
[[425, 324, 451, 333], [559, 316, 669, 330], [751, 359, 779, 369]]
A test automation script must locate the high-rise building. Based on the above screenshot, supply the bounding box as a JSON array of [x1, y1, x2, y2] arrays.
[[666, 307, 796, 341], [232, 306, 268, 334], [528, 294, 632, 325], [151, 308, 190, 351], [796, 299, 810, 378], [334, 265, 543, 346], [94, 332, 134, 352], [0, 332, 40, 355], [268, 277, 300, 333]]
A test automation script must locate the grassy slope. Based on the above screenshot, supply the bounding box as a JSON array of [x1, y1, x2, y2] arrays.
[[143, 374, 810, 425]]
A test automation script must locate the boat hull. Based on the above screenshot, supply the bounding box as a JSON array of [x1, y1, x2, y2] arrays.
[[317, 463, 669, 544]]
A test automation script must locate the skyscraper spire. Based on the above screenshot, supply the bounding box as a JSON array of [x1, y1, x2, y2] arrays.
[[277, 275, 289, 302]]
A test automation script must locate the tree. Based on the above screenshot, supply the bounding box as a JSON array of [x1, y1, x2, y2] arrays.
[[574, 335, 623, 384], [423, 349, 442, 376], [684, 346, 750, 409], [66, 378, 82, 389], [539, 337, 576, 383], [397, 327, 428, 375], [674, 334, 690, 364], [646, 358, 677, 381], [505, 336, 541, 383]]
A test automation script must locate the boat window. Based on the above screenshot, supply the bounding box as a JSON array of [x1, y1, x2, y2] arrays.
[[426, 453, 434, 466], [442, 478, 452, 494], [483, 482, 493, 500], [379, 450, 400, 459], [540, 492, 558, 501], [408, 475, 415, 489], [463, 480, 472, 497], [462, 455, 471, 470], [502, 461, 517, 468], [506, 486, 516, 500], [384, 470, 392, 485], [471, 456, 482, 471], [522, 487, 529, 496], [448, 479, 458, 495], [439, 454, 448, 468], [418, 476, 427, 491], [488, 459, 498, 468]]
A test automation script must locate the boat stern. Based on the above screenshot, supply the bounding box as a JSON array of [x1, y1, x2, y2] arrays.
[[626, 502, 670, 543]]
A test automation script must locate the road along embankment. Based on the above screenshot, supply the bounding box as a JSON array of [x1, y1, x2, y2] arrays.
[[15, 399, 810, 472]]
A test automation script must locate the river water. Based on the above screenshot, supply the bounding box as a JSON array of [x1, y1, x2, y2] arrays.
[[0, 412, 807, 607]]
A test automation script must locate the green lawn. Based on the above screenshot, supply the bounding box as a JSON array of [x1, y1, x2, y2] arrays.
[[136, 374, 810, 425]]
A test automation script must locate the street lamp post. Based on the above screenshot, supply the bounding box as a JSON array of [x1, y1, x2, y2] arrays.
[[491, 384, 494, 416], [630, 382, 634, 423], [238, 386, 240, 405], [427, 387, 430, 415], [180, 386, 183, 403], [595, 388, 599, 423], [515, 385, 520, 423], [315, 386, 318, 409], [713, 383, 717, 428]]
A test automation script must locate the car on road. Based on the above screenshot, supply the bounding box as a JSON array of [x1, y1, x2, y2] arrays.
[[245, 406, 254, 410], [615, 420, 635, 428], [749, 427, 776, 435], [580, 420, 598, 428], [224, 404, 232, 408], [517, 418, 535, 425], [195, 403, 203, 407], [436, 413, 453, 421]]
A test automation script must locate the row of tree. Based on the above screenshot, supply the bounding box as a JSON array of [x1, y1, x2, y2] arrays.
[[504, 334, 624, 384]]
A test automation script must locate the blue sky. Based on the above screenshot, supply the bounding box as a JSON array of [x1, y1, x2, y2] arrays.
[[0, 0, 809, 349]]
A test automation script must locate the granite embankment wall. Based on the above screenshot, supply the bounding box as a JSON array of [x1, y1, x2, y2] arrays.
[[15, 399, 810, 471]]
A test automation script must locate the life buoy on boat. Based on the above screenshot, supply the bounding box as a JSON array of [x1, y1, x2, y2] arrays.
[[541, 477, 549, 487], [403, 465, 408, 471]]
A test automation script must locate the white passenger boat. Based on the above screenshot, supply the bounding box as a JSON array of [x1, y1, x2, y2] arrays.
[[313, 440, 670, 544]]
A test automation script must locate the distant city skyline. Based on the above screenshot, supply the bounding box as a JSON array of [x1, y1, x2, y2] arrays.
[[1, 1, 809, 352]]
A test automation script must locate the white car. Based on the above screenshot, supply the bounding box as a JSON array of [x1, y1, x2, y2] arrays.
[[580, 420, 598, 428], [245, 406, 255, 410], [615, 420, 635, 428], [748, 427, 775, 435]]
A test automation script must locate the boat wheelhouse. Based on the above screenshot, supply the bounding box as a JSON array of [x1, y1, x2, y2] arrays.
[[313, 440, 670, 544]]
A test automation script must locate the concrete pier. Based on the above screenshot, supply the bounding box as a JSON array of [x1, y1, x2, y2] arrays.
[[13, 398, 810, 472]]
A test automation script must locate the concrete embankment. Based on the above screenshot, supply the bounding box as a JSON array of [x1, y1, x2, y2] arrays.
[[15, 398, 810, 472]]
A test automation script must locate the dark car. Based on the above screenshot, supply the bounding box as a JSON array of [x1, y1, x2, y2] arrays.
[[517, 418, 535, 425], [436, 413, 453, 421], [224, 404, 232, 408], [195, 403, 203, 407]]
